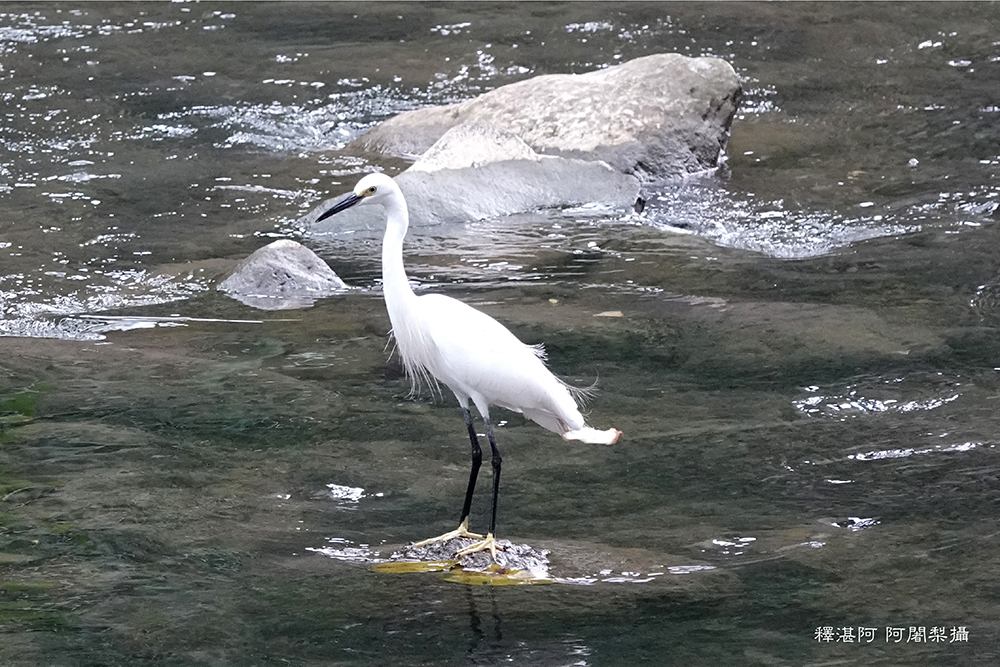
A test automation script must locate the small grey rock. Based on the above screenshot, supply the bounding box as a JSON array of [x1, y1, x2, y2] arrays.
[[217, 239, 347, 310]]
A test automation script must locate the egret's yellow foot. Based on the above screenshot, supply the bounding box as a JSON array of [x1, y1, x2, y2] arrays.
[[455, 532, 501, 560], [412, 518, 483, 548]]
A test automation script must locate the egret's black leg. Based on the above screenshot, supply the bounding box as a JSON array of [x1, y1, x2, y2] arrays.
[[411, 406, 485, 548], [458, 406, 483, 526], [485, 419, 502, 537], [456, 419, 503, 559]]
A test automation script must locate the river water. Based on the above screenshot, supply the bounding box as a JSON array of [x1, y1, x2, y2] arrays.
[[1, 2, 999, 665]]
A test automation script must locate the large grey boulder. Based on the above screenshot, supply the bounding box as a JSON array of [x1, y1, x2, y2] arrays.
[[308, 121, 640, 233], [349, 53, 741, 179], [217, 239, 347, 310]]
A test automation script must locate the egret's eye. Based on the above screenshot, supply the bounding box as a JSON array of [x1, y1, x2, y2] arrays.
[[365, 186, 377, 195]]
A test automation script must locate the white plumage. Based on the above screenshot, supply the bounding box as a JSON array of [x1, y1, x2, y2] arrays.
[[316, 172, 621, 558], [395, 293, 611, 443]]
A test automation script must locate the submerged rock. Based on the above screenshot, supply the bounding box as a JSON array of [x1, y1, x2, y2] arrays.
[[350, 53, 741, 179], [307, 122, 640, 232], [972, 274, 1000, 324], [217, 239, 347, 310]]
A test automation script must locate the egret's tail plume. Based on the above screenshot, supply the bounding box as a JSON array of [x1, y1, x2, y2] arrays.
[[562, 426, 622, 445]]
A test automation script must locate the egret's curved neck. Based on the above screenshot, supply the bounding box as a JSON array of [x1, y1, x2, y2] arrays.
[[381, 193, 416, 316]]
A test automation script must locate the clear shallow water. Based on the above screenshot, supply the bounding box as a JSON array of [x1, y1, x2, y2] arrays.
[[2, 2, 1000, 665]]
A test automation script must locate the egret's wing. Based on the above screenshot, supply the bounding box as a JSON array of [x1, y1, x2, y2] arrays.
[[415, 294, 583, 431]]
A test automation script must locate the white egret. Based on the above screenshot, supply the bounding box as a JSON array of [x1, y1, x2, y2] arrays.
[[316, 173, 621, 559]]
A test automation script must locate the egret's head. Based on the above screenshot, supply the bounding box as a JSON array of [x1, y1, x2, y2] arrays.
[[316, 173, 397, 222]]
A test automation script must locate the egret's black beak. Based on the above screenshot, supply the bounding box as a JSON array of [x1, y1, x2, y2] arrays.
[[316, 191, 364, 222]]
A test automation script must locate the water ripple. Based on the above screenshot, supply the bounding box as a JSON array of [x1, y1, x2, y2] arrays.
[[848, 441, 982, 462], [794, 375, 964, 419], [0, 268, 208, 340], [644, 176, 917, 259]]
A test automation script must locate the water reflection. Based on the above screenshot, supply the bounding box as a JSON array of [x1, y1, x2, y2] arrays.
[[459, 588, 597, 667]]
